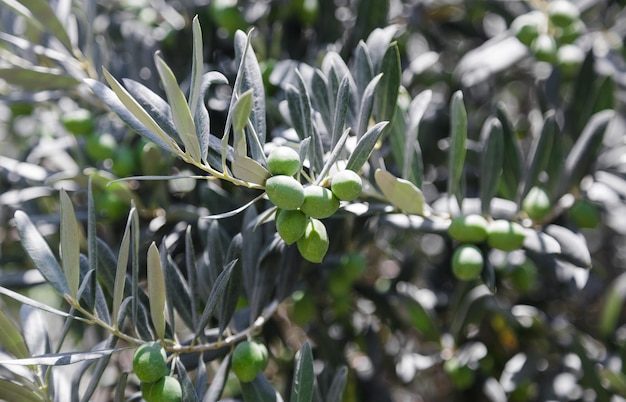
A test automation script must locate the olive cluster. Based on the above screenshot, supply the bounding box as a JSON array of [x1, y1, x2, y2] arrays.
[[264, 146, 363, 263], [231, 340, 270, 383], [448, 215, 526, 281], [132, 342, 182, 402], [511, 1, 585, 75]]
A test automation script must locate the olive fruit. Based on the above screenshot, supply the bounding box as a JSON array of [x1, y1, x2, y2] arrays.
[[451, 245, 484, 281], [141, 376, 182, 402], [330, 170, 363, 201], [265, 175, 305, 210], [444, 357, 476, 390], [132, 342, 169, 383], [267, 146, 300, 176], [511, 11, 547, 46], [297, 218, 329, 263], [548, 0, 580, 28], [86, 132, 116, 161], [569, 200, 601, 229], [300, 185, 340, 219], [61, 108, 94, 136], [531, 34, 557, 63], [522, 186, 552, 221], [448, 214, 489, 243], [487, 220, 526, 251], [232, 340, 269, 383], [276, 209, 308, 245], [557, 44, 585, 77]]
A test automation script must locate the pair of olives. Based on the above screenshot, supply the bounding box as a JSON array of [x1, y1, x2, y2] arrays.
[[264, 146, 363, 263], [133, 342, 181, 402]]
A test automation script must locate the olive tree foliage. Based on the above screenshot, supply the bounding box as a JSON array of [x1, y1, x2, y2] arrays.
[[0, 0, 626, 401]]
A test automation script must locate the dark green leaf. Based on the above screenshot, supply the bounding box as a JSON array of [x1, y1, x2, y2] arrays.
[[0, 378, 43, 402], [310, 69, 332, 132], [240, 373, 284, 402], [365, 26, 398, 72], [521, 111, 557, 203], [544, 225, 592, 268], [373, 42, 400, 131], [185, 227, 199, 326], [351, 0, 389, 52], [326, 366, 348, 402], [291, 342, 315, 402], [395, 284, 440, 341], [330, 75, 351, 147], [496, 105, 523, 200], [112, 210, 133, 327], [567, 49, 596, 138], [558, 109, 615, 196], [480, 118, 504, 215], [87, 179, 97, 308], [60, 189, 80, 298], [232, 89, 254, 151], [164, 252, 194, 332], [346, 121, 388, 172], [113, 372, 129, 402], [189, 15, 204, 118], [204, 353, 231, 402], [195, 260, 238, 337], [14, 0, 73, 50], [403, 89, 431, 184], [447, 91, 467, 207], [147, 242, 166, 339], [14, 210, 69, 296], [355, 73, 382, 138], [175, 359, 201, 402], [194, 72, 230, 166], [600, 272, 626, 338], [354, 41, 374, 102]]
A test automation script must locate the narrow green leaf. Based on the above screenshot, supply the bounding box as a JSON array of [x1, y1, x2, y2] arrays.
[[521, 111, 557, 203], [204, 354, 231, 402], [0, 378, 43, 402], [0, 347, 126, 366], [14, 0, 73, 50], [403, 90, 431, 182], [87, 179, 97, 307], [346, 121, 388, 172], [0, 286, 88, 322], [375, 169, 426, 216], [311, 69, 332, 132], [447, 90, 468, 207], [315, 128, 351, 184], [480, 118, 504, 215], [112, 209, 134, 327], [100, 69, 176, 152], [232, 89, 254, 154], [114, 372, 129, 402], [0, 310, 29, 359], [175, 358, 201, 402], [355, 73, 383, 138], [154, 52, 202, 162], [496, 105, 523, 200], [240, 374, 284, 402], [354, 41, 374, 101], [14, 210, 69, 296], [60, 189, 80, 298], [600, 272, 626, 338], [147, 242, 166, 340], [232, 156, 270, 185], [558, 109, 615, 196], [185, 227, 199, 326], [189, 15, 204, 117], [373, 42, 400, 128], [291, 342, 315, 402], [330, 75, 351, 147], [326, 366, 348, 402], [194, 260, 238, 337], [164, 252, 194, 332], [0, 67, 79, 90]]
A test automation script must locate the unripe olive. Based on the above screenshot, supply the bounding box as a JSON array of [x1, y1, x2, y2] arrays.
[[141, 375, 182, 402], [297, 218, 329, 263], [330, 170, 363, 201], [531, 34, 557, 63], [300, 185, 340, 219], [487, 220, 526, 251], [448, 214, 489, 243], [232, 340, 268, 383], [451, 245, 484, 281], [267, 146, 300, 176], [265, 175, 305, 210], [569, 200, 601, 229], [61, 108, 94, 136], [557, 44, 585, 77], [548, 0, 580, 28], [522, 186, 552, 221], [276, 209, 307, 245], [86, 132, 116, 160], [511, 11, 547, 46], [132, 342, 169, 383], [444, 357, 476, 390]]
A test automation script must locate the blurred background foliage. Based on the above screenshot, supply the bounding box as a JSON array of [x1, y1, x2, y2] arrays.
[[2, 0, 626, 401]]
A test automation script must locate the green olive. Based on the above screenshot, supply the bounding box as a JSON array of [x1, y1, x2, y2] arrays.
[[267, 146, 300, 176], [569, 200, 601, 229], [132, 342, 168, 383], [511, 11, 547, 46], [86, 132, 116, 161], [487, 220, 526, 251], [300, 185, 340, 219], [276, 209, 308, 245], [61, 108, 94, 136], [451, 244, 484, 281], [531, 34, 557, 63], [141, 376, 182, 402], [448, 214, 489, 243], [330, 170, 363, 201], [232, 340, 268, 383], [297, 218, 329, 263], [522, 186, 552, 221], [444, 357, 476, 390], [265, 175, 305, 210], [548, 0, 580, 28]]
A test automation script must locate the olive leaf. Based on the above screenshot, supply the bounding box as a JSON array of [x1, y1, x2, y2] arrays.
[[448, 91, 467, 208], [291, 342, 315, 402], [60, 189, 80, 298], [375, 169, 426, 216], [147, 242, 167, 340]]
